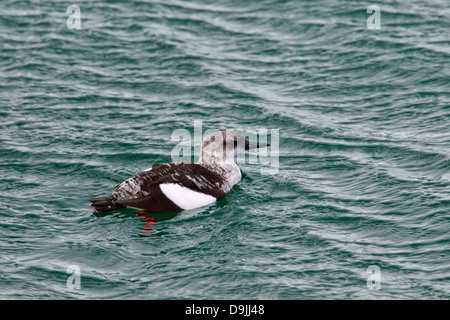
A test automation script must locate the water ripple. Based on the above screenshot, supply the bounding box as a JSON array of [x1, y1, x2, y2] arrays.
[[0, 0, 448, 299]]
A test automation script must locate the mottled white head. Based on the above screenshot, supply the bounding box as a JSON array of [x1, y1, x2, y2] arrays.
[[198, 129, 269, 167]]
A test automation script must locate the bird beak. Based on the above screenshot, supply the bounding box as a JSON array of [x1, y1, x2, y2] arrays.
[[244, 139, 270, 151]]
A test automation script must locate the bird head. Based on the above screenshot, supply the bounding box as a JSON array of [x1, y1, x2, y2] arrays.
[[198, 129, 270, 166]]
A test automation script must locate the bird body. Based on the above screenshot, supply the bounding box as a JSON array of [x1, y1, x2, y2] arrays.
[[89, 130, 268, 213]]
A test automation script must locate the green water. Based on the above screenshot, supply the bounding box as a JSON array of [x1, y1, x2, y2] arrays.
[[0, 0, 449, 299]]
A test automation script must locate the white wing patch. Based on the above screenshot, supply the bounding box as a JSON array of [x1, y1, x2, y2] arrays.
[[159, 183, 216, 210]]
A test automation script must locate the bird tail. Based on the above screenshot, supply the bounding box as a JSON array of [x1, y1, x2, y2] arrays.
[[89, 196, 124, 213]]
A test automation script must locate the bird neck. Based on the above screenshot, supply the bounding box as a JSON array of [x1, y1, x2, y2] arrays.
[[197, 158, 242, 193]]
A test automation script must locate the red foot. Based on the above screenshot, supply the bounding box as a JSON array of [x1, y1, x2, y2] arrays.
[[135, 211, 156, 234]]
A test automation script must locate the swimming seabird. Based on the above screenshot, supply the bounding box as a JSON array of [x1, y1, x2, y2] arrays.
[[89, 130, 270, 213]]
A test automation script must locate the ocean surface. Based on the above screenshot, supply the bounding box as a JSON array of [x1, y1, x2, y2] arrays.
[[0, 0, 449, 299]]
